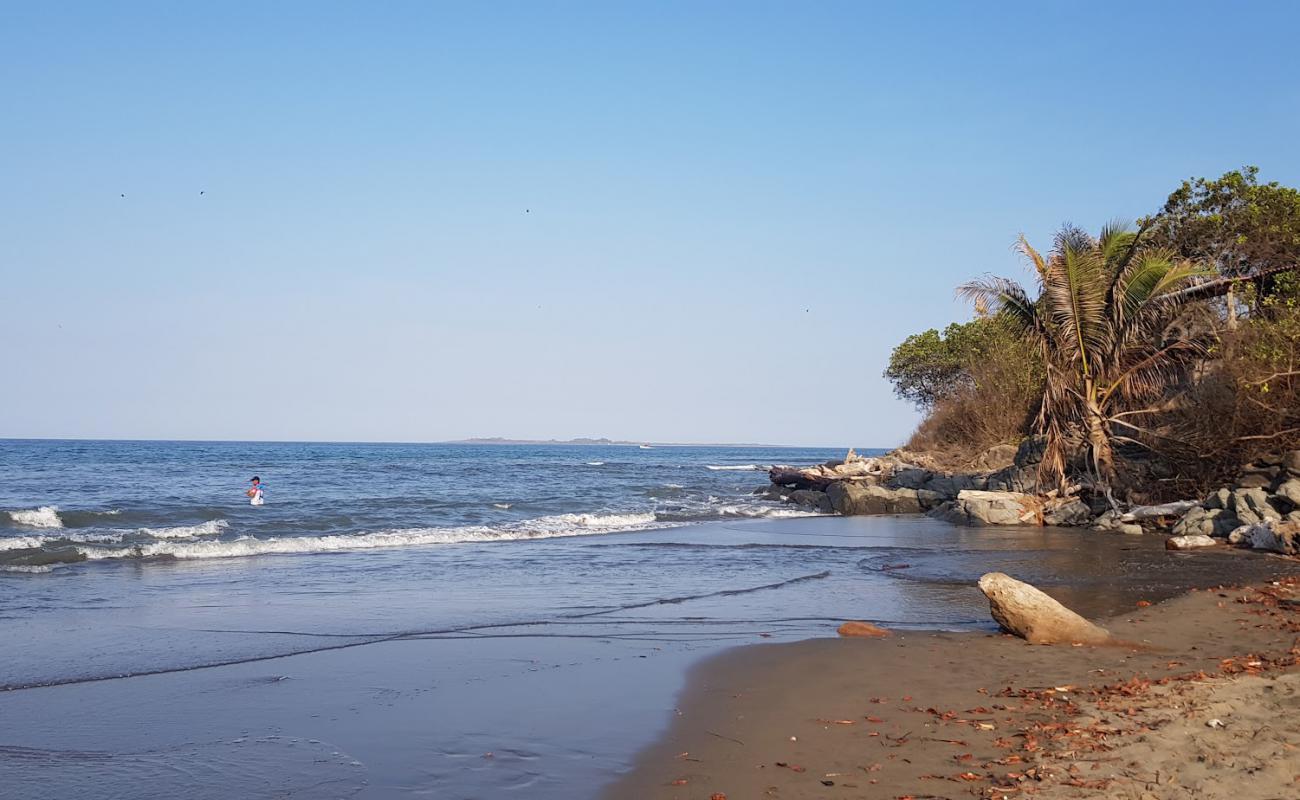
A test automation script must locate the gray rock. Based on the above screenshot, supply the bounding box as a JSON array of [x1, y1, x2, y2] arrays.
[[916, 489, 946, 510], [985, 465, 1038, 494], [926, 501, 967, 525], [826, 482, 922, 515], [949, 490, 1042, 526], [972, 443, 1018, 471], [1227, 524, 1253, 545], [1173, 506, 1217, 537], [1232, 487, 1280, 524], [762, 484, 794, 501], [1043, 499, 1092, 527], [1276, 478, 1300, 507], [1117, 523, 1145, 535], [1013, 437, 1046, 468], [923, 473, 983, 499], [1284, 450, 1300, 476], [789, 489, 833, 513], [1205, 487, 1233, 510], [889, 468, 932, 490], [1237, 473, 1274, 489]]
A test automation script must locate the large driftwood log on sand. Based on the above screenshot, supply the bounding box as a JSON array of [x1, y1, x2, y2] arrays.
[[977, 572, 1111, 645]]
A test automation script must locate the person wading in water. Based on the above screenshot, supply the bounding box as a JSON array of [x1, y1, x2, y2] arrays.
[[247, 476, 266, 506]]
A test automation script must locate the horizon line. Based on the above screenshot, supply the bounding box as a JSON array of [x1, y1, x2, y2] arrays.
[[0, 435, 886, 450]]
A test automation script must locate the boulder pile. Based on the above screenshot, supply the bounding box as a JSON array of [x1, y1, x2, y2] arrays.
[[761, 445, 1300, 559], [764, 440, 1097, 527], [1166, 451, 1300, 554]]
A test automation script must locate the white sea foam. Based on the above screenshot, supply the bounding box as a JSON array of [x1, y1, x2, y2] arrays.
[[0, 536, 51, 552], [138, 520, 229, 539], [585, 461, 605, 466], [705, 464, 766, 471], [76, 512, 668, 562], [7, 507, 64, 529], [0, 564, 58, 574], [492, 503, 512, 510]]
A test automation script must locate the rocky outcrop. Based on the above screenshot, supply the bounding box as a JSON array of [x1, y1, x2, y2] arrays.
[[1238, 520, 1300, 555], [788, 489, 833, 513], [1169, 451, 1300, 544], [826, 483, 924, 515], [1042, 498, 1092, 527], [977, 572, 1111, 645], [933, 490, 1043, 526]]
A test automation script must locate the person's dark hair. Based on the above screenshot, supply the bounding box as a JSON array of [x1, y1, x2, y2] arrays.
[[251, 476, 260, 482]]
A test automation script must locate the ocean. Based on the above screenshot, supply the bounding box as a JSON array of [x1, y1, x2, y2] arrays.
[[0, 439, 848, 573], [2, 439, 1288, 799]]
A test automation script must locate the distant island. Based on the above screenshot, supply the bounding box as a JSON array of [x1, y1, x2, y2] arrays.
[[448, 437, 808, 448]]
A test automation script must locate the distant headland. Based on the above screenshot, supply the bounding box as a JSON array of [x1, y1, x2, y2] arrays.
[[447, 437, 806, 448]]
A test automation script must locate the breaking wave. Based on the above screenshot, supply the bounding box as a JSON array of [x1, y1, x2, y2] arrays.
[[705, 464, 766, 472], [1, 501, 823, 570], [74, 512, 667, 563], [7, 507, 64, 529]]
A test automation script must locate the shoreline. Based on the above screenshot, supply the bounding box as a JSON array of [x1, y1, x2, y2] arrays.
[[604, 569, 1300, 799]]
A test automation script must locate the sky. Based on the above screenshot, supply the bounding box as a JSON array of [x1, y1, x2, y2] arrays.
[[2, 1, 1298, 447]]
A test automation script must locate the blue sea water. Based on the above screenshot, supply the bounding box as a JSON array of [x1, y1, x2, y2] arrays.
[[2, 439, 1293, 799], [0, 439, 854, 570]]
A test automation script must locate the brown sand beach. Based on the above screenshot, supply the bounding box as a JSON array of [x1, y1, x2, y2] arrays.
[[607, 572, 1300, 800]]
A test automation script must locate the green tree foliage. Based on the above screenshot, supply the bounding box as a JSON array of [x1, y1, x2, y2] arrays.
[[885, 319, 1017, 409], [1145, 167, 1300, 322], [960, 223, 1208, 493]]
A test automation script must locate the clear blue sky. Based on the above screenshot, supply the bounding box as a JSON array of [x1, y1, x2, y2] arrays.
[[2, 1, 1297, 446]]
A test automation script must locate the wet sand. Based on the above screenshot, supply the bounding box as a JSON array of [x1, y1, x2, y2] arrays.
[[606, 570, 1300, 800]]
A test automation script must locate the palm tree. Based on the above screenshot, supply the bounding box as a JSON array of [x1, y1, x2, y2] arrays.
[[959, 222, 1209, 493]]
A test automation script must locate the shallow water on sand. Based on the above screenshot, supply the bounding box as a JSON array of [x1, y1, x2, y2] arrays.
[[3, 509, 1297, 799]]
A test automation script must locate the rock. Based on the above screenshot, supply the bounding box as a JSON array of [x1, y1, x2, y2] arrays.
[[1232, 487, 1280, 524], [789, 489, 833, 513], [826, 483, 922, 515], [1173, 506, 1222, 537], [1013, 437, 1046, 468], [1116, 523, 1145, 535], [977, 572, 1111, 645], [1244, 521, 1300, 555], [1205, 488, 1232, 510], [950, 490, 1043, 526], [761, 484, 794, 501], [972, 443, 1018, 471], [1276, 478, 1300, 507], [1042, 498, 1092, 527], [837, 621, 892, 638], [1237, 473, 1274, 489], [1284, 450, 1300, 476], [923, 473, 984, 499], [1227, 524, 1253, 545], [889, 468, 932, 490], [985, 464, 1039, 494], [915, 489, 945, 510], [1165, 534, 1218, 550], [926, 501, 966, 525]]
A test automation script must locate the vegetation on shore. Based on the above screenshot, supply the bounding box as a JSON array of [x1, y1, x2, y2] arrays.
[[888, 167, 1300, 502]]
